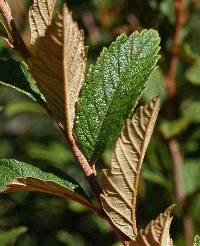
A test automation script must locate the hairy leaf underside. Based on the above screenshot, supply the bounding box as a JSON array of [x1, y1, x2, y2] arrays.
[[28, 5, 86, 138], [0, 159, 93, 211], [29, 0, 56, 43], [129, 205, 175, 246], [100, 97, 160, 240]]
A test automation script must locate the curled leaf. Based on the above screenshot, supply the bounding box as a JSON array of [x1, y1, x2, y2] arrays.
[[100, 97, 160, 240], [129, 205, 175, 246], [28, 4, 86, 138], [0, 159, 94, 212], [29, 0, 56, 43]]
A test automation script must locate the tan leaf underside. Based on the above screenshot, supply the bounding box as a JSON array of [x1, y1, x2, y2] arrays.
[[28, 4, 86, 137], [129, 204, 175, 246], [4, 177, 94, 212], [100, 97, 160, 240], [29, 0, 56, 44]]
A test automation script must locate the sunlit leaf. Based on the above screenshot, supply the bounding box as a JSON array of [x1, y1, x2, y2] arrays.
[[100, 97, 160, 240], [194, 235, 200, 246], [129, 205, 175, 246], [29, 0, 56, 43], [0, 226, 27, 246], [28, 4, 86, 138], [76, 29, 160, 162], [0, 159, 94, 212]]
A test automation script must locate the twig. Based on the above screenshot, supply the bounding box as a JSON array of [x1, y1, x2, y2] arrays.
[[12, 0, 30, 44], [168, 139, 193, 246], [165, 0, 186, 98], [168, 139, 184, 207], [70, 136, 102, 202], [165, 1, 194, 245], [0, 0, 29, 58], [43, 103, 102, 204]]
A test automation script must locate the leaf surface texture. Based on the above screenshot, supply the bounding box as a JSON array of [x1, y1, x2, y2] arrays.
[[76, 29, 160, 162], [194, 235, 200, 246], [29, 0, 56, 43], [28, 5, 86, 137], [100, 97, 160, 240], [0, 159, 93, 211], [129, 205, 175, 246]]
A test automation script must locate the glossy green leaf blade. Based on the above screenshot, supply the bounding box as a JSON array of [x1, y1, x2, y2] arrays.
[[0, 159, 93, 211], [75, 29, 160, 162], [0, 59, 44, 102], [0, 19, 10, 40], [194, 235, 200, 246], [0, 227, 27, 246]]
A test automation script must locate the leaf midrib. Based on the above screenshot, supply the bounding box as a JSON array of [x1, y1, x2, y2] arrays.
[[89, 40, 140, 161], [131, 99, 159, 235]]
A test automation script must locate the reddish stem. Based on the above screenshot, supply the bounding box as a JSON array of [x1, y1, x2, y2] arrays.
[[165, 1, 194, 245], [165, 0, 186, 98], [67, 135, 102, 203], [169, 139, 184, 207], [0, 0, 29, 58]]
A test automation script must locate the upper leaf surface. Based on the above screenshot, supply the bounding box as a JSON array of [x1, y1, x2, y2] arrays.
[[0, 159, 93, 211], [129, 205, 175, 246], [194, 235, 200, 246], [100, 97, 160, 240], [75, 29, 160, 162], [0, 19, 11, 41], [29, 0, 56, 43], [28, 4, 86, 138]]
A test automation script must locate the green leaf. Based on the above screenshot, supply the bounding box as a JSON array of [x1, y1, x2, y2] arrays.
[[143, 68, 166, 103], [76, 29, 160, 162], [159, 118, 189, 139], [0, 226, 27, 246], [0, 19, 10, 40], [142, 167, 170, 188], [0, 159, 94, 211], [0, 59, 44, 102], [183, 102, 200, 123], [182, 159, 200, 196], [159, 0, 176, 24], [194, 235, 200, 246], [20, 61, 45, 102], [4, 100, 45, 116], [186, 59, 200, 85]]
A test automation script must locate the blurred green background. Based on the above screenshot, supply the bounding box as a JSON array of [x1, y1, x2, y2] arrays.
[[1, 0, 200, 245]]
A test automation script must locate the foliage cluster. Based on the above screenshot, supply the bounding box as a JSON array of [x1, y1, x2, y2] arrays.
[[0, 0, 200, 246]]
